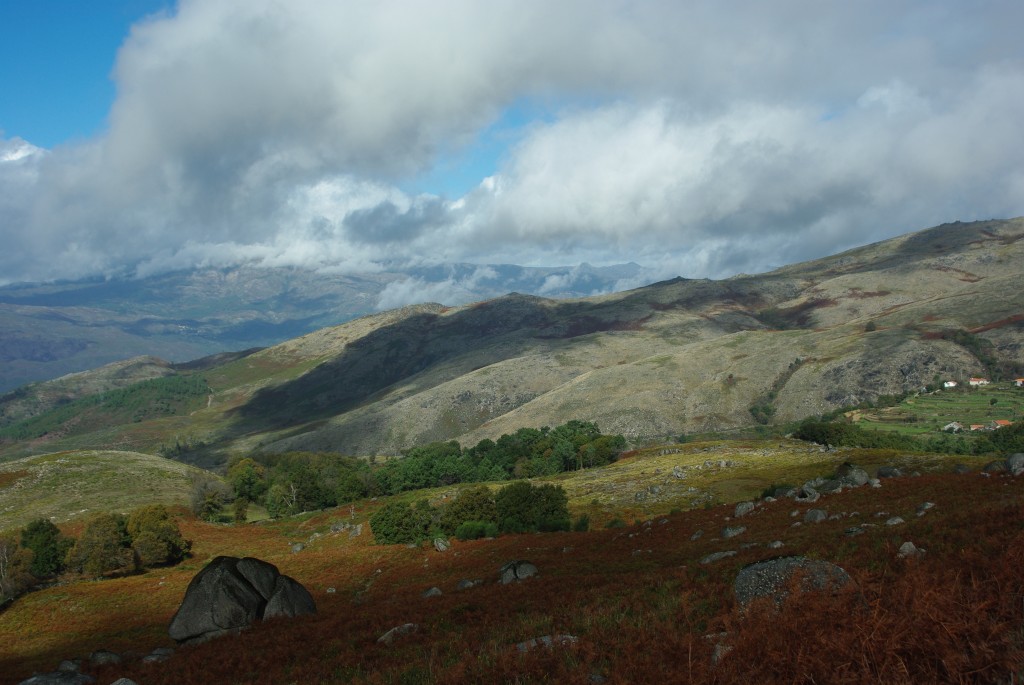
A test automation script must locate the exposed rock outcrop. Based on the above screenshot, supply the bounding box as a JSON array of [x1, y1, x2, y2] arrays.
[[734, 556, 851, 609]]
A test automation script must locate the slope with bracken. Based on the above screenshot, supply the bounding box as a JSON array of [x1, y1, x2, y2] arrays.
[[0, 441, 1019, 684]]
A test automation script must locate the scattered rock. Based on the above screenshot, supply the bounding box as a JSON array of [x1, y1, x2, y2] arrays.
[[876, 466, 902, 479], [499, 560, 538, 584], [767, 541, 784, 549], [422, 587, 443, 598], [700, 550, 737, 565], [916, 502, 935, 516], [845, 527, 865, 537], [721, 526, 746, 539], [869, 478, 882, 488], [88, 651, 121, 666], [952, 464, 971, 474], [711, 642, 734, 665], [885, 517, 905, 526], [290, 543, 304, 554], [734, 501, 755, 518], [898, 541, 924, 559], [983, 460, 1007, 475], [378, 623, 418, 645], [672, 466, 686, 479], [433, 537, 450, 553], [109, 679, 139, 685], [56, 661, 80, 673], [1007, 453, 1024, 476], [168, 556, 317, 645], [16, 673, 95, 685], [690, 530, 703, 541], [794, 486, 820, 503], [836, 463, 869, 487], [457, 579, 483, 590], [733, 556, 851, 609], [816, 479, 844, 495], [349, 523, 364, 537], [326, 587, 336, 594], [804, 509, 828, 524], [515, 634, 578, 652]]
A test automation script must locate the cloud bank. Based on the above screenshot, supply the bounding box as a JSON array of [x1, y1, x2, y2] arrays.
[[2, 0, 1023, 287]]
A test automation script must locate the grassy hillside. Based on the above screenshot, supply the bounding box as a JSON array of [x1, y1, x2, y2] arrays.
[[0, 450, 214, 532], [0, 441, 1018, 684]]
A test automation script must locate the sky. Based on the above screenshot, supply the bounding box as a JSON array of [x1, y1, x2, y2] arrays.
[[1, 1, 1023, 296]]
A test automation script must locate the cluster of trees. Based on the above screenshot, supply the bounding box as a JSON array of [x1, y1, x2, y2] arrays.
[[223, 421, 625, 519], [0, 506, 190, 604], [369, 481, 575, 545]]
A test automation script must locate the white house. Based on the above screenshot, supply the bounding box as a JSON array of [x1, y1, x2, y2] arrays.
[[943, 381, 958, 388], [942, 421, 964, 433], [968, 377, 990, 387], [1015, 378, 1024, 387]]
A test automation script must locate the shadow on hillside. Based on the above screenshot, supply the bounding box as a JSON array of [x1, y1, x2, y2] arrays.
[[224, 278, 775, 441]]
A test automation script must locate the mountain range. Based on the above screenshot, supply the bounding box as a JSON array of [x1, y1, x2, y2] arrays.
[[1, 218, 1021, 466], [0, 261, 645, 392]]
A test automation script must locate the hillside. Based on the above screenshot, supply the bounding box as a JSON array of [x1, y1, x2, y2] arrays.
[[0, 443, 1019, 684], [0, 262, 645, 392], [0, 450, 213, 531], [0, 218, 1021, 466]]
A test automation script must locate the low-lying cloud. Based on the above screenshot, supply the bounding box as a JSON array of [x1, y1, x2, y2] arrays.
[[1, 0, 1022, 287]]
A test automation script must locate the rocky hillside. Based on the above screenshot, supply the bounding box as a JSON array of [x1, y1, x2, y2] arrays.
[[0, 218, 1021, 464]]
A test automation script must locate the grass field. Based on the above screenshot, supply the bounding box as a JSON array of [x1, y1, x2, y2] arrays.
[[855, 383, 1023, 437]]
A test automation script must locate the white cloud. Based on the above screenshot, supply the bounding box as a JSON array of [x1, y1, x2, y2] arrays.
[[1, 1, 1023, 286]]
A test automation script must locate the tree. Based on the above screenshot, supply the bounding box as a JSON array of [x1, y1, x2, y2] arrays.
[[190, 477, 232, 521], [126, 505, 190, 566], [227, 457, 268, 503], [20, 518, 70, 578], [65, 513, 135, 577], [0, 533, 32, 603]]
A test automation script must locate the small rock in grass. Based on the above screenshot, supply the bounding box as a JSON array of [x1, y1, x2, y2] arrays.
[[804, 509, 827, 524], [700, 550, 737, 564], [885, 517, 905, 526]]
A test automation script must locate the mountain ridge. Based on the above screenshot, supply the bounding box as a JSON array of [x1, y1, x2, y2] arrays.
[[0, 218, 1021, 465]]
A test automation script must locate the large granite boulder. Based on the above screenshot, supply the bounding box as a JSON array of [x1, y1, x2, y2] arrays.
[[169, 556, 316, 644], [734, 556, 851, 609]]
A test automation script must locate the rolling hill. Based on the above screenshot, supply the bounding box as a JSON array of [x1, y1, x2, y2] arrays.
[[0, 218, 1021, 467]]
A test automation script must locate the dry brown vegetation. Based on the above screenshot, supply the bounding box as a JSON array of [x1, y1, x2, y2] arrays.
[[3, 469, 1024, 684]]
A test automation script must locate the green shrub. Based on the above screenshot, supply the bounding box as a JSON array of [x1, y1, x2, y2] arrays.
[[454, 520, 499, 540], [370, 500, 433, 544], [494, 481, 570, 534], [605, 518, 626, 529], [572, 514, 590, 532], [438, 485, 497, 534]]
